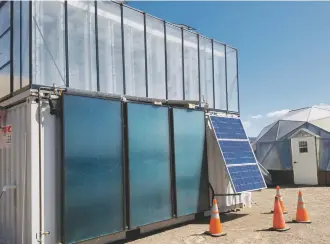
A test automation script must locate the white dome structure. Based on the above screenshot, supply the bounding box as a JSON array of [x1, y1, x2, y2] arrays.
[[255, 105, 330, 186]]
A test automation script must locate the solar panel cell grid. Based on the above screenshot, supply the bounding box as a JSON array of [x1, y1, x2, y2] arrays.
[[210, 116, 247, 140], [219, 141, 256, 165], [228, 165, 265, 192]]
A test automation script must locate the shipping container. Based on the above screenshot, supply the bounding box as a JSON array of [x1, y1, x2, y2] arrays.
[[0, 1, 252, 244]]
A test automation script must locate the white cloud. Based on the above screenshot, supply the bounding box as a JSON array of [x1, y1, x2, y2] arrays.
[[266, 109, 290, 118], [251, 114, 263, 119]]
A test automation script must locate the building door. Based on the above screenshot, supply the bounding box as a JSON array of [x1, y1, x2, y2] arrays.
[[291, 136, 318, 185]]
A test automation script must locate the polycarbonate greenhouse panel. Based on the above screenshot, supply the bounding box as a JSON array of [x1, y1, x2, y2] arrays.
[[166, 23, 183, 100], [146, 14, 166, 99], [123, 7, 146, 97], [199, 37, 214, 108], [213, 42, 227, 110], [276, 121, 305, 140], [319, 139, 330, 170], [226, 47, 239, 112], [257, 122, 279, 142], [183, 30, 199, 101], [276, 140, 292, 169], [62, 95, 124, 244], [127, 103, 172, 228], [173, 108, 209, 217], [26, 1, 240, 112], [209, 115, 266, 193]]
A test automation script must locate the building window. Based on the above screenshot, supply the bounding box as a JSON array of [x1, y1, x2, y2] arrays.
[[299, 141, 308, 153]]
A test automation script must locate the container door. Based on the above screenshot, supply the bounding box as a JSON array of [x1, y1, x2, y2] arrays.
[[291, 136, 318, 185]]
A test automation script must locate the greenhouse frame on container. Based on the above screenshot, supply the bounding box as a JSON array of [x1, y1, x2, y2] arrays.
[[0, 0, 240, 114]]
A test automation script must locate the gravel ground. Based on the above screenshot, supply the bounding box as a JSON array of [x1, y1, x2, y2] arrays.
[[128, 187, 330, 244]]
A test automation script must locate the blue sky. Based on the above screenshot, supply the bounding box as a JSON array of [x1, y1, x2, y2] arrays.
[[129, 1, 330, 137]]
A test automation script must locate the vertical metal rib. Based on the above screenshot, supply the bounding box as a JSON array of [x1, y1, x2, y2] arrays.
[[164, 20, 168, 100], [121, 4, 126, 95], [64, 1, 69, 87], [143, 12, 148, 97], [181, 27, 185, 100], [211, 39, 215, 109], [95, 1, 100, 91], [224, 45, 229, 112]]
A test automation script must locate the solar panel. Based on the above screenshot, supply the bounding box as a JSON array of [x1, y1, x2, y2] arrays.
[[209, 115, 266, 193], [210, 116, 247, 140]]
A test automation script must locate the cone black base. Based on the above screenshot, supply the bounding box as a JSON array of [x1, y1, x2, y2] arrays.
[[292, 220, 312, 224], [271, 210, 287, 214], [204, 231, 227, 237], [269, 227, 290, 232]]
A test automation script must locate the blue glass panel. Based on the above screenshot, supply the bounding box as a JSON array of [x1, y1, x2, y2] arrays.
[[227, 165, 266, 192], [210, 116, 247, 139], [63, 95, 123, 244], [319, 139, 330, 170], [173, 109, 209, 217], [127, 103, 171, 227], [219, 141, 256, 165], [276, 140, 292, 170]]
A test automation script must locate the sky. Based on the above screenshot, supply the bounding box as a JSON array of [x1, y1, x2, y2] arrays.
[[128, 1, 330, 137]]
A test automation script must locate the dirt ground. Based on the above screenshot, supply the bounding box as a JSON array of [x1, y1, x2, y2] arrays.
[[128, 187, 330, 244]]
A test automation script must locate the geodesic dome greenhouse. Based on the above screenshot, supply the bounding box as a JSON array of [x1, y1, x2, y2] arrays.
[[255, 105, 330, 171]]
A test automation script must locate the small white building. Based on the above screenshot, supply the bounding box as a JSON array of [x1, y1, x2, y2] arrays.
[[255, 105, 330, 185]]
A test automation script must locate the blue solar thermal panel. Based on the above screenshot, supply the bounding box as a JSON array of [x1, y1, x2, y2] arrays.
[[227, 165, 266, 192], [63, 95, 123, 243], [210, 116, 247, 139], [218, 141, 256, 165], [127, 103, 172, 228]]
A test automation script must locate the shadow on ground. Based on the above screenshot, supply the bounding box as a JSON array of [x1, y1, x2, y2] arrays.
[[121, 212, 249, 243], [268, 184, 327, 189]]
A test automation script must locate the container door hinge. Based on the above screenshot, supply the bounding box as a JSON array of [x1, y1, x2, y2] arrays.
[[36, 232, 51, 242]]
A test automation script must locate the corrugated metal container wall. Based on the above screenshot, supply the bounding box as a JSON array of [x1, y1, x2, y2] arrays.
[[0, 98, 60, 244], [0, 102, 31, 244]]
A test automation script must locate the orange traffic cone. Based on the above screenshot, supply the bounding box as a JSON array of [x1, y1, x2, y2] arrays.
[[205, 199, 227, 237], [271, 186, 287, 214], [293, 190, 312, 223], [270, 196, 290, 231]]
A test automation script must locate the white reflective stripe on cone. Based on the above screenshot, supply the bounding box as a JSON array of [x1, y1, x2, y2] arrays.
[[211, 203, 219, 213], [276, 189, 280, 196], [297, 195, 305, 208], [211, 212, 220, 219]]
